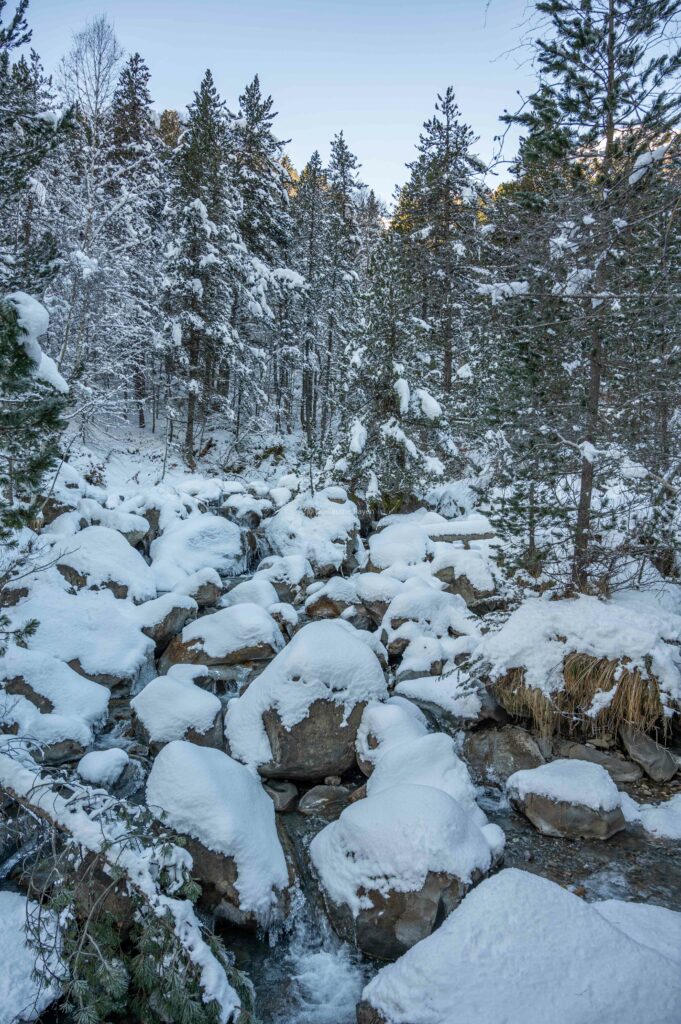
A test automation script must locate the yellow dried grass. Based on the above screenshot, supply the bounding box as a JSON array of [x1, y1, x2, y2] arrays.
[[494, 653, 666, 739]]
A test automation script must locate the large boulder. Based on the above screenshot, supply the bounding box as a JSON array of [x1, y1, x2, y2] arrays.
[[356, 868, 681, 1024], [146, 741, 289, 930], [263, 487, 359, 578], [55, 525, 157, 602], [125, 593, 197, 655], [506, 759, 626, 840], [0, 647, 110, 763], [150, 512, 244, 591], [309, 784, 496, 960], [131, 668, 223, 752], [463, 724, 545, 786], [158, 603, 285, 674], [224, 620, 388, 780]]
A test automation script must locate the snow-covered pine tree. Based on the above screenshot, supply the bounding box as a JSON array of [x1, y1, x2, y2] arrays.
[[338, 223, 449, 512], [163, 69, 247, 463], [110, 52, 165, 428], [289, 150, 331, 442], [319, 131, 362, 441], [395, 87, 485, 394], [485, 0, 681, 592]]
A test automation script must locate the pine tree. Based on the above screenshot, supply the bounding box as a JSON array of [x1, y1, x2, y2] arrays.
[[163, 70, 247, 462], [110, 52, 165, 428], [0, 295, 67, 538]]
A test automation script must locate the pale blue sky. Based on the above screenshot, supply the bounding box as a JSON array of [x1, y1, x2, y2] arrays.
[[26, 0, 536, 200]]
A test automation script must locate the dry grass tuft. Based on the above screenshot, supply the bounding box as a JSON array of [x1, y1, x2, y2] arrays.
[[494, 654, 667, 739]]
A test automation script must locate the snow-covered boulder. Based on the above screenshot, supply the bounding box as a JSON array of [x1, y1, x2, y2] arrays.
[[150, 512, 244, 591], [368, 522, 433, 571], [0, 647, 110, 763], [264, 488, 359, 577], [366, 734, 489, 830], [146, 741, 289, 929], [355, 698, 428, 777], [122, 592, 197, 655], [304, 576, 359, 619], [224, 620, 388, 780], [353, 573, 404, 626], [172, 567, 223, 608], [395, 667, 495, 730], [131, 668, 223, 751], [309, 784, 495, 960], [380, 582, 478, 658], [220, 492, 273, 529], [77, 748, 130, 788], [430, 541, 496, 605], [55, 525, 157, 602], [75, 498, 150, 546], [10, 581, 156, 692], [221, 576, 279, 609], [357, 868, 681, 1024], [506, 759, 626, 840], [159, 603, 285, 674], [254, 554, 313, 603]]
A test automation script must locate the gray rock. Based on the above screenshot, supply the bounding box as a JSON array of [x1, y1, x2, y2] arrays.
[[510, 790, 625, 840], [322, 868, 483, 961], [463, 725, 545, 786], [264, 780, 298, 813], [557, 740, 642, 784], [619, 725, 677, 782], [255, 699, 366, 781], [298, 784, 352, 819], [141, 600, 196, 655], [132, 707, 224, 755]]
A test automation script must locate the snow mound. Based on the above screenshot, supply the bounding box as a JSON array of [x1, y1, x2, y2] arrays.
[[224, 620, 387, 769], [10, 580, 155, 688], [177, 603, 285, 661], [6, 291, 68, 394], [0, 891, 61, 1023], [146, 741, 288, 922], [264, 488, 358, 574], [359, 868, 681, 1024], [55, 525, 156, 602], [507, 759, 622, 811], [477, 594, 681, 712], [220, 577, 279, 609], [131, 670, 222, 743], [367, 733, 487, 828], [622, 791, 681, 839], [395, 667, 483, 720], [77, 748, 129, 787], [369, 523, 432, 569], [309, 785, 493, 917], [150, 513, 244, 591], [356, 698, 428, 772]]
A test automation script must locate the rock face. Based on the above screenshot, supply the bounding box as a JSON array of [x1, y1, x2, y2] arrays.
[[258, 700, 366, 780], [619, 725, 677, 782], [463, 725, 545, 786]]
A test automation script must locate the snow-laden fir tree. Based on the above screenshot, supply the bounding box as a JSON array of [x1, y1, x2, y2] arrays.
[[163, 69, 250, 462]]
